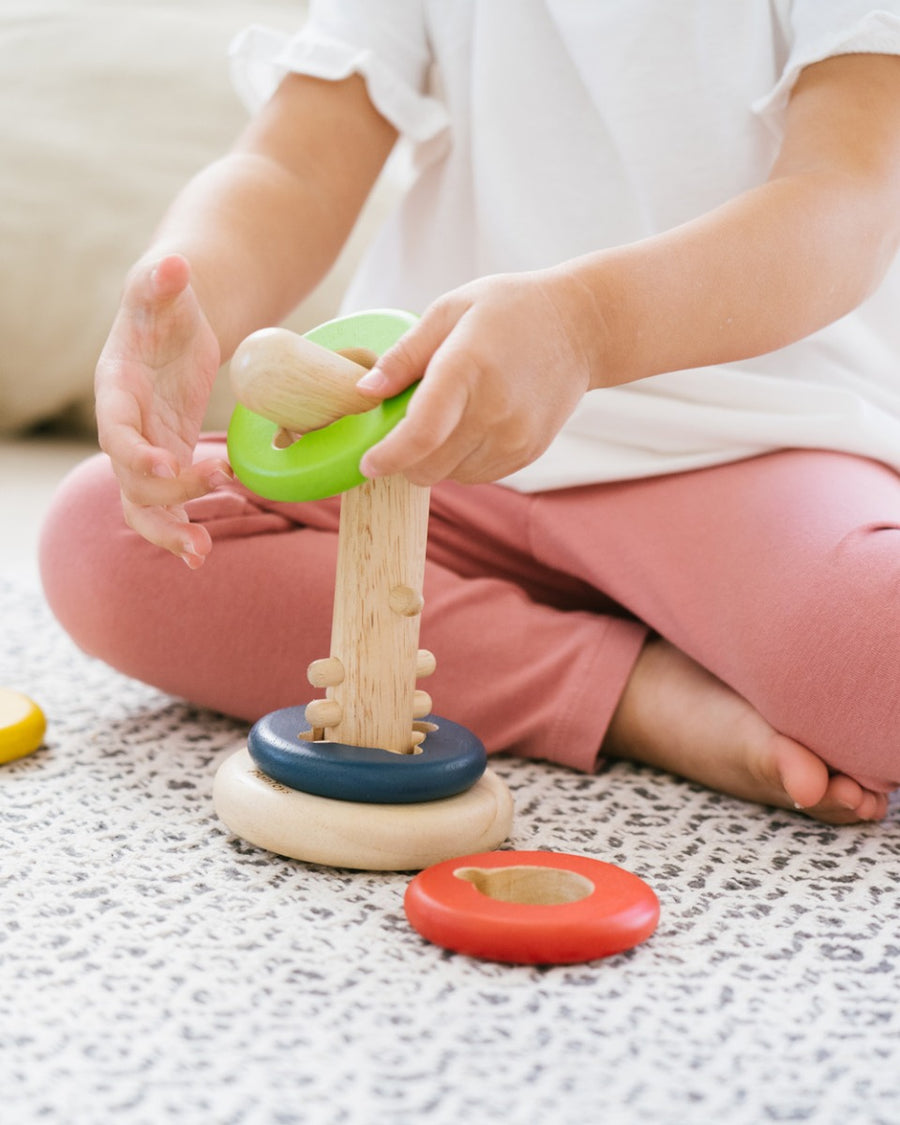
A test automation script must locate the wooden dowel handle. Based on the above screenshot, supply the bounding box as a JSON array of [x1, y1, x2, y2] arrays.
[[230, 327, 377, 434]]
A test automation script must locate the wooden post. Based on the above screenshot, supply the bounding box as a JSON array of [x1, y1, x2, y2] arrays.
[[231, 327, 435, 754], [324, 476, 430, 753]]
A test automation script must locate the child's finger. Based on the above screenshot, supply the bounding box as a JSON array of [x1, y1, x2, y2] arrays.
[[99, 415, 174, 478], [103, 423, 231, 508], [360, 374, 469, 481], [121, 252, 191, 313], [121, 496, 212, 567], [122, 459, 231, 510]]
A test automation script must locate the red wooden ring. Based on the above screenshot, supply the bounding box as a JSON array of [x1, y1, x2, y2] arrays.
[[404, 850, 659, 964]]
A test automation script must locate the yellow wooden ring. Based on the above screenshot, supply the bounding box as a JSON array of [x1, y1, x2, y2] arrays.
[[0, 688, 46, 764]]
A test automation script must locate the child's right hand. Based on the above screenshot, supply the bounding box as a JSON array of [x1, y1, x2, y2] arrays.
[[94, 253, 233, 568]]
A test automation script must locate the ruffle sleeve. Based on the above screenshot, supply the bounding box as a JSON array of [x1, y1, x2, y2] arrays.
[[229, 1, 448, 143], [753, 3, 900, 131]]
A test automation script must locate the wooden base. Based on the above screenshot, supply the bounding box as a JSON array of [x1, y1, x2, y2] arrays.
[[213, 747, 514, 871]]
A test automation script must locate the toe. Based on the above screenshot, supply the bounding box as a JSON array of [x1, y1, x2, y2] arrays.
[[766, 732, 830, 810], [799, 774, 889, 825], [825, 773, 865, 812], [855, 788, 889, 821]]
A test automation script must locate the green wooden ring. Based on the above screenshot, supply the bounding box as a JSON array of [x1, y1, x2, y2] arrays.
[[226, 309, 418, 502]]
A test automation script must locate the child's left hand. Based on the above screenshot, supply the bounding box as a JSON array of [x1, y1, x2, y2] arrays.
[[356, 269, 596, 485]]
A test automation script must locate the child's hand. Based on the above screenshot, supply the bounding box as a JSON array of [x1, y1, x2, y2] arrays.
[[94, 254, 231, 568], [356, 270, 595, 486]]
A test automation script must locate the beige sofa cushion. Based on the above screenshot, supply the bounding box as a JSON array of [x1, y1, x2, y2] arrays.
[[0, 1, 391, 434]]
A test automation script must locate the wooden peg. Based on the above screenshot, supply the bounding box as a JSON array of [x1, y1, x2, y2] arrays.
[[307, 657, 345, 689], [412, 690, 433, 719], [416, 650, 437, 679], [304, 698, 343, 729], [389, 584, 425, 617]]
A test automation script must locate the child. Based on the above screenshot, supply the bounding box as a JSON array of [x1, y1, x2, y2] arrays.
[[40, 2, 900, 824]]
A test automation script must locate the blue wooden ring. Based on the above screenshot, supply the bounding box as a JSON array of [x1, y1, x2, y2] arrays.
[[247, 706, 487, 804], [227, 308, 419, 502]]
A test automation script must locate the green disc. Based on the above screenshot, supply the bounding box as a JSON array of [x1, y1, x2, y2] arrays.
[[227, 309, 418, 502]]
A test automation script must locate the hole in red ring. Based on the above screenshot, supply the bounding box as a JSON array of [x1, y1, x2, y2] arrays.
[[453, 865, 595, 905]]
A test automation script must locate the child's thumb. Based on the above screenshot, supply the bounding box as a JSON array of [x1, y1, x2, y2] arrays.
[[355, 310, 450, 399]]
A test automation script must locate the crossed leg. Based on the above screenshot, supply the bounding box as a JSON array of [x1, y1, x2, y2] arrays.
[[524, 449, 900, 822], [40, 443, 900, 824], [604, 639, 889, 823]]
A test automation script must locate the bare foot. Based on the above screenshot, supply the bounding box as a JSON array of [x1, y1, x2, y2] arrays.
[[603, 639, 889, 825]]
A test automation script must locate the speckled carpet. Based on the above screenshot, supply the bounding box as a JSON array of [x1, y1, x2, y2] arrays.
[[3, 577, 900, 1125]]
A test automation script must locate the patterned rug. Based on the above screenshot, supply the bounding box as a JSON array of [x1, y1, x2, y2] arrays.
[[3, 577, 900, 1125]]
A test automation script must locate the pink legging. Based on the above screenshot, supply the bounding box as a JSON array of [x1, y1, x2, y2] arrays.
[[39, 440, 900, 791]]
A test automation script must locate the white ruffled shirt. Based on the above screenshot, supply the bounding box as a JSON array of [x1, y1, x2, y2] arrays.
[[232, 1, 900, 492]]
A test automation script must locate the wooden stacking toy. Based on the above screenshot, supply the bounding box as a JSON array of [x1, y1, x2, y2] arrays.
[[213, 310, 514, 871]]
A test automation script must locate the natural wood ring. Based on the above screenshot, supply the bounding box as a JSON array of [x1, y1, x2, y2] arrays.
[[213, 748, 514, 871]]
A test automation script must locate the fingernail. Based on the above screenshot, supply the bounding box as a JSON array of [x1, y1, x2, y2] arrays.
[[356, 368, 389, 394], [209, 469, 233, 488], [181, 549, 204, 570], [359, 454, 381, 479], [152, 463, 176, 479]]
